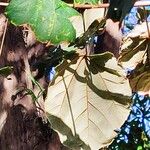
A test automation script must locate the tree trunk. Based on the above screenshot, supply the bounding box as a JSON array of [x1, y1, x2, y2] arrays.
[[0, 15, 68, 150]]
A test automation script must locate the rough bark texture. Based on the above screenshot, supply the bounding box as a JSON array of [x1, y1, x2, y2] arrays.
[[0, 105, 61, 150], [0, 21, 68, 150]]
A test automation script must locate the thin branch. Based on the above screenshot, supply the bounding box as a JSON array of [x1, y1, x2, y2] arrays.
[[1, 1, 150, 8], [0, 2, 8, 6], [0, 19, 8, 56], [143, 6, 150, 38], [142, 6, 150, 67], [71, 1, 150, 9]]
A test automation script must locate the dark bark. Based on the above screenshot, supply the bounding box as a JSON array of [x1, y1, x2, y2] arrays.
[[0, 105, 57, 150], [0, 23, 68, 150]]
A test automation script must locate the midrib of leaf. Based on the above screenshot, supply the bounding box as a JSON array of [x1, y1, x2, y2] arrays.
[[59, 56, 84, 135], [62, 76, 77, 135]]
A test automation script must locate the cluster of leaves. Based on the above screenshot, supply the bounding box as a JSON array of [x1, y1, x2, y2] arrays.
[[4, 0, 150, 149], [5, 0, 135, 44], [108, 7, 150, 149]]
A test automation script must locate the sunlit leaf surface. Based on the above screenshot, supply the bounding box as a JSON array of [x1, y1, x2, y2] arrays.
[[45, 51, 131, 149]]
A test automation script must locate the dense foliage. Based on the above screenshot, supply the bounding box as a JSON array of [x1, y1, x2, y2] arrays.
[[1, 0, 150, 149]]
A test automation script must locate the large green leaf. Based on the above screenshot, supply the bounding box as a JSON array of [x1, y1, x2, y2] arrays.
[[45, 52, 131, 149], [6, 0, 79, 44]]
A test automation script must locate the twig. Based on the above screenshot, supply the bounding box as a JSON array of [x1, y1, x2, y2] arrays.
[[1, 1, 150, 8], [0, 19, 8, 56], [143, 6, 150, 67], [71, 1, 150, 9], [0, 2, 8, 6], [143, 7, 150, 38]]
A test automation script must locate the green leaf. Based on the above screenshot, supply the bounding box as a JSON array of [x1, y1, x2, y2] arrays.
[[6, 0, 79, 44], [13, 88, 37, 102], [137, 146, 143, 150], [45, 51, 131, 149], [142, 132, 150, 149], [0, 66, 13, 77]]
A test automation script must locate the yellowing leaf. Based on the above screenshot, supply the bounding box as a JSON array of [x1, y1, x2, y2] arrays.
[[45, 52, 131, 149]]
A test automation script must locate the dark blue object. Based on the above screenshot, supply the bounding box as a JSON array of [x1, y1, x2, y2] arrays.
[[122, 7, 138, 35]]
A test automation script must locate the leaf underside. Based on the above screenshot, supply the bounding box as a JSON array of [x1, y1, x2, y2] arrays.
[[45, 52, 131, 149]]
